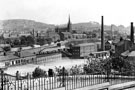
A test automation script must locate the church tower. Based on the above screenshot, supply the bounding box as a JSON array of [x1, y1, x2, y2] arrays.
[[67, 15, 72, 33]]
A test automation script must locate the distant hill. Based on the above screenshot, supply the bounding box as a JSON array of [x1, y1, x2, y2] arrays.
[[0, 19, 55, 32], [60, 21, 129, 33], [0, 19, 130, 34]]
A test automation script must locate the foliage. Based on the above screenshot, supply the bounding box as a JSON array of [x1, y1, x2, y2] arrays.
[[20, 36, 27, 45], [55, 67, 69, 76], [110, 57, 132, 72], [45, 38, 52, 44], [3, 46, 11, 52], [83, 60, 107, 74], [83, 56, 133, 75], [57, 43, 61, 47], [70, 65, 84, 75], [13, 39, 20, 45], [37, 38, 47, 45], [32, 67, 47, 78], [26, 36, 35, 45]]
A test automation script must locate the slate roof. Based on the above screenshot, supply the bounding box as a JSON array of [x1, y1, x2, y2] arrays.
[[19, 51, 35, 57], [0, 55, 19, 61], [76, 43, 95, 47], [0, 50, 35, 62], [61, 32, 71, 35], [40, 47, 61, 52]]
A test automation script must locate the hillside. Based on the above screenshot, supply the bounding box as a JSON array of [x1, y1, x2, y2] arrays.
[[60, 21, 129, 34], [1, 19, 55, 32], [0, 19, 130, 34]]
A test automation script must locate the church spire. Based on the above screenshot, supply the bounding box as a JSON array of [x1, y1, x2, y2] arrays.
[[67, 15, 72, 32], [68, 15, 71, 24]]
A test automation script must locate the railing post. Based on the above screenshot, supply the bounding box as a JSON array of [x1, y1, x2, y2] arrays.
[[62, 67, 65, 87], [107, 69, 109, 82], [107, 58, 111, 82], [1, 70, 4, 90]]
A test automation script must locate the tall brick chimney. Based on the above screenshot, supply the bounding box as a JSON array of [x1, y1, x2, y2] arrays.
[[130, 22, 134, 43], [101, 16, 105, 51]]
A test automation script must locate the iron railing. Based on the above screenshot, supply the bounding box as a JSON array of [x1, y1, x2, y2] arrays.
[[65, 71, 135, 90], [65, 73, 108, 90], [1, 73, 65, 90], [1, 71, 135, 90]]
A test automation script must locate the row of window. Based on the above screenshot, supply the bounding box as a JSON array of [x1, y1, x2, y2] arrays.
[[4, 54, 62, 67], [37, 55, 62, 64], [5, 57, 35, 66]]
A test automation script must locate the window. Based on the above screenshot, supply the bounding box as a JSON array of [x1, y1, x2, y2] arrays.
[[16, 60, 18, 64], [12, 61, 14, 65]]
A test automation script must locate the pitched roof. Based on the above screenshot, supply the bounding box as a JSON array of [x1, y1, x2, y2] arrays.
[[61, 32, 71, 35], [41, 46, 61, 52], [0, 55, 19, 61], [19, 51, 35, 57], [76, 43, 95, 47]]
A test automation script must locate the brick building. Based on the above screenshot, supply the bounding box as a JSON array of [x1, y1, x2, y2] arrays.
[[59, 32, 72, 41], [70, 43, 97, 58]]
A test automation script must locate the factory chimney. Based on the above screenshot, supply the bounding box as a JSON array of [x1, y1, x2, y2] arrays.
[[101, 16, 105, 51], [130, 22, 134, 43]]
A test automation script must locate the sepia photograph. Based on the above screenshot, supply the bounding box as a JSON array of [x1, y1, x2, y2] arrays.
[[0, 0, 135, 90]]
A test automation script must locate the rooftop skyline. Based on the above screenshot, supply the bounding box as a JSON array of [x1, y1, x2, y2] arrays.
[[0, 0, 135, 26]]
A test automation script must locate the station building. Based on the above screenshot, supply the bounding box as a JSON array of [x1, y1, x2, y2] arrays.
[[0, 46, 63, 67], [0, 51, 36, 67]]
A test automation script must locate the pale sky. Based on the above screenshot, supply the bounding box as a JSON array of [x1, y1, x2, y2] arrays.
[[0, 0, 135, 26]]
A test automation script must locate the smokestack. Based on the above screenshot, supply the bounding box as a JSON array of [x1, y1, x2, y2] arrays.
[[101, 16, 105, 51], [130, 22, 134, 43]]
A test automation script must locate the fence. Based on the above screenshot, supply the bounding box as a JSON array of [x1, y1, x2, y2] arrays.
[[1, 70, 135, 90], [65, 73, 108, 90], [65, 71, 135, 90], [0, 71, 65, 90]]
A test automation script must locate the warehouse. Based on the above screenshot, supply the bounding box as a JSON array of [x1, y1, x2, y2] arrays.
[[70, 43, 97, 58]]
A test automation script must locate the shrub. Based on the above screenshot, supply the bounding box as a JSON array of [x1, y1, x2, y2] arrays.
[[32, 67, 47, 78]]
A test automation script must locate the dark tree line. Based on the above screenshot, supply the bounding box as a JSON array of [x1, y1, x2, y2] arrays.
[[4, 35, 54, 47], [83, 56, 133, 75]]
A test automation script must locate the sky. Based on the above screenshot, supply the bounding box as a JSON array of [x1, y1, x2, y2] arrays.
[[0, 0, 135, 26]]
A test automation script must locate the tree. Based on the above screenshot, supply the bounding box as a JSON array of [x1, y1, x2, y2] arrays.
[[37, 38, 46, 45], [5, 38, 12, 44], [57, 43, 61, 47], [3, 46, 11, 52], [32, 67, 47, 78], [26, 36, 35, 45], [46, 38, 52, 44], [20, 36, 27, 45], [13, 39, 20, 45]]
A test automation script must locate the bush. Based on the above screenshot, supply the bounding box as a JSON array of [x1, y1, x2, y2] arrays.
[[32, 67, 47, 78]]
